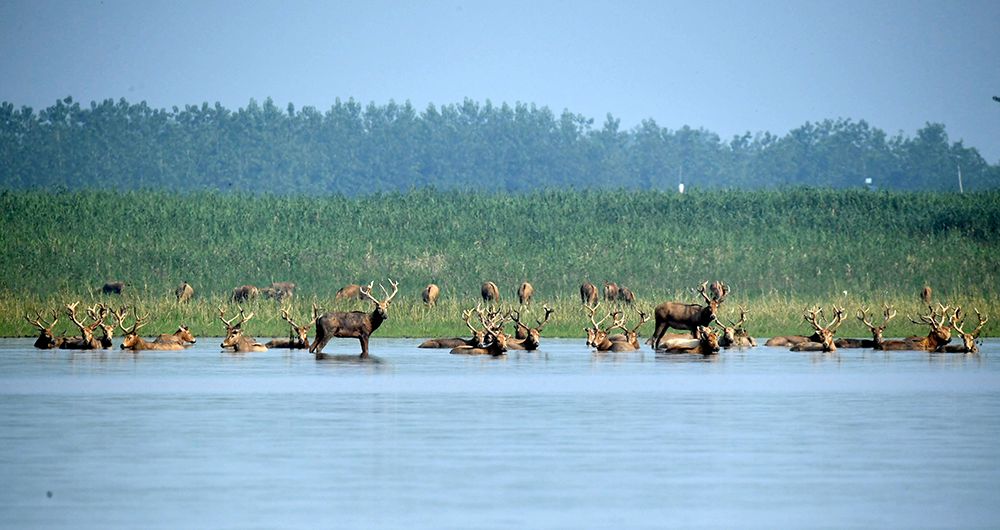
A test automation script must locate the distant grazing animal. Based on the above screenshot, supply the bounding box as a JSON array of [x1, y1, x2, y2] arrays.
[[921, 285, 933, 306], [262, 281, 296, 302], [232, 285, 259, 303], [517, 282, 534, 305], [650, 281, 729, 348], [101, 281, 126, 295], [175, 282, 194, 303], [580, 282, 598, 305], [481, 281, 500, 303], [603, 282, 619, 302], [310, 280, 399, 357], [423, 284, 440, 307], [335, 283, 363, 301], [618, 286, 635, 305]]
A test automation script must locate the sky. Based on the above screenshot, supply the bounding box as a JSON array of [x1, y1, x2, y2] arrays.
[[2, 0, 999, 162]]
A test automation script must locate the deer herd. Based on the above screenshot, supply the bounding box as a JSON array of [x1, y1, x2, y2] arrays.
[[24, 279, 989, 358]]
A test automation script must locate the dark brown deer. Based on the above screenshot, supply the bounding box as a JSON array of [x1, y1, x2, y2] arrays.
[[508, 305, 554, 351], [656, 326, 720, 355], [943, 307, 988, 353], [518, 282, 534, 305], [219, 308, 268, 352], [119, 309, 186, 351], [101, 281, 126, 295], [232, 285, 259, 303], [836, 305, 896, 349], [603, 282, 619, 302], [88, 303, 117, 348], [423, 283, 440, 307], [310, 280, 399, 357], [481, 281, 500, 303], [59, 302, 104, 350], [789, 307, 846, 352], [25, 310, 63, 349], [580, 281, 598, 305], [267, 281, 296, 301], [879, 304, 953, 351], [266, 304, 320, 349], [175, 282, 194, 303], [921, 285, 933, 307], [718, 306, 757, 348], [618, 286, 635, 305], [650, 281, 728, 348], [418, 308, 488, 349]]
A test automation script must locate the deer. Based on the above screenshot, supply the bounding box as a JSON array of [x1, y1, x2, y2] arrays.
[[232, 285, 259, 303], [650, 281, 729, 349], [310, 279, 399, 357], [450, 306, 509, 356], [265, 304, 320, 349], [155, 325, 197, 346], [517, 282, 534, 305], [656, 326, 721, 355], [921, 285, 933, 307], [835, 304, 896, 349], [618, 286, 635, 305], [101, 281, 126, 295], [943, 307, 988, 353], [422, 283, 440, 307], [603, 282, 619, 302], [25, 310, 64, 349], [580, 281, 598, 305], [219, 307, 268, 352], [118, 309, 186, 351], [335, 283, 363, 301], [481, 281, 500, 303], [583, 304, 633, 351], [175, 281, 194, 303], [879, 303, 952, 352], [605, 309, 650, 352], [88, 303, 119, 348], [507, 305, 555, 351], [264, 281, 296, 302], [789, 307, 846, 352], [419, 308, 489, 349], [59, 302, 104, 350], [718, 306, 757, 348]]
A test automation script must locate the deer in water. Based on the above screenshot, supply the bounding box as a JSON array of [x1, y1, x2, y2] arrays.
[[119, 309, 186, 351], [265, 304, 320, 349], [423, 283, 440, 307], [418, 308, 489, 349], [718, 306, 757, 348], [507, 305, 555, 351], [656, 326, 721, 355], [60, 302, 104, 350], [518, 282, 534, 306], [310, 280, 399, 357], [155, 325, 197, 346], [836, 304, 896, 349], [580, 281, 598, 305], [175, 282, 194, 303], [943, 307, 988, 353], [25, 310, 63, 349], [450, 306, 508, 356], [481, 281, 500, 303], [878, 304, 953, 352], [604, 309, 650, 352], [789, 307, 846, 352], [650, 281, 729, 348], [219, 307, 268, 352]]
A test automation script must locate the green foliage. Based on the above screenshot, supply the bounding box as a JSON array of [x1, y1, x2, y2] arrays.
[[2, 98, 997, 193], [0, 189, 998, 338]]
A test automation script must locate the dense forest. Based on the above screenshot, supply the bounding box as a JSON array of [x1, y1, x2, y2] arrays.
[[2, 97, 997, 193]]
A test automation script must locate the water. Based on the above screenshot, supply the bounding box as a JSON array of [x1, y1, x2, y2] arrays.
[[2, 337, 999, 529]]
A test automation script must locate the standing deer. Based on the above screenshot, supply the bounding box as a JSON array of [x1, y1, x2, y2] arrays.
[[517, 282, 534, 305], [618, 286, 636, 305], [232, 285, 259, 303], [266, 304, 320, 349], [101, 281, 126, 295], [119, 309, 186, 351], [25, 310, 63, 349], [921, 285, 933, 307], [175, 282, 194, 303], [944, 307, 988, 353], [789, 307, 846, 352], [481, 281, 500, 303], [335, 283, 364, 301], [580, 282, 598, 305], [603, 282, 619, 302], [423, 283, 440, 307], [650, 281, 729, 348], [310, 280, 399, 357]]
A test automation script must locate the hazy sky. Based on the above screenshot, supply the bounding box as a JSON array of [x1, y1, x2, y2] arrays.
[[2, 0, 998, 161]]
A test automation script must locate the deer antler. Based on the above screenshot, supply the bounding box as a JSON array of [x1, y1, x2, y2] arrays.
[[25, 309, 58, 330], [631, 310, 650, 333], [219, 306, 240, 329], [380, 279, 399, 304], [952, 308, 988, 339], [462, 309, 479, 335], [826, 306, 846, 332], [535, 304, 555, 331], [584, 302, 609, 329], [694, 282, 712, 304], [65, 302, 92, 333], [121, 307, 150, 335], [804, 307, 824, 332]]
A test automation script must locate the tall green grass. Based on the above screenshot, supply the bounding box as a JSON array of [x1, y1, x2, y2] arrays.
[[1, 188, 998, 338]]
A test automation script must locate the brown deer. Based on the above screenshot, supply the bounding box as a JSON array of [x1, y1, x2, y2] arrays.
[[583, 303, 613, 349], [618, 286, 635, 305], [265, 304, 320, 349], [836, 304, 896, 349], [218, 307, 268, 352], [879, 304, 952, 352], [59, 302, 104, 350], [517, 282, 534, 305], [310, 280, 399, 357], [583, 305, 634, 351], [481, 281, 500, 303], [422, 283, 440, 307], [606, 309, 650, 352], [789, 307, 846, 352], [450, 306, 508, 356], [155, 325, 197, 345], [513, 304, 555, 340], [25, 310, 63, 349], [650, 281, 729, 348], [175, 282, 194, 303], [119, 309, 186, 351], [418, 308, 488, 349], [232, 285, 259, 303], [266, 281, 296, 302], [101, 281, 126, 295], [943, 307, 988, 353], [335, 283, 363, 301], [88, 304, 118, 348], [580, 281, 598, 305], [656, 326, 720, 355], [508, 305, 555, 351], [718, 306, 757, 348], [603, 282, 619, 302], [921, 285, 933, 307]]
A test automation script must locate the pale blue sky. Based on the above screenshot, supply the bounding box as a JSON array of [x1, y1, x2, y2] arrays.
[[2, 0, 998, 161]]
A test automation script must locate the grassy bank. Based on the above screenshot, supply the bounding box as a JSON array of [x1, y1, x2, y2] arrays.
[[1, 188, 998, 338]]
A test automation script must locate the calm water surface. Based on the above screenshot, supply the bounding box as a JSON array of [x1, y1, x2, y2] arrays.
[[1, 337, 999, 529]]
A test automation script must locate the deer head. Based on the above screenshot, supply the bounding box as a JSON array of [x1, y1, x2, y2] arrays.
[[280, 303, 320, 344], [118, 308, 150, 349], [951, 307, 987, 353], [857, 304, 896, 345], [804, 306, 845, 352], [910, 303, 952, 347], [360, 279, 399, 319]]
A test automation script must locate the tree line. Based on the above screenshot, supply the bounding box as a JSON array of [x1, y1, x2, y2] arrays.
[[1, 96, 997, 193]]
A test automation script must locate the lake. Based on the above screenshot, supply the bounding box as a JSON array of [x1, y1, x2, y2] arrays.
[[1, 337, 999, 529]]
